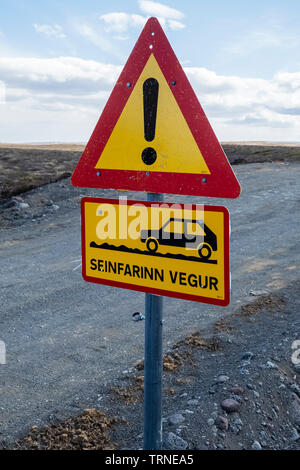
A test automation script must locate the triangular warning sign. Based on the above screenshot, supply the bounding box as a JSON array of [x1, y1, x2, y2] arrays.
[[72, 17, 241, 198], [95, 54, 210, 175]]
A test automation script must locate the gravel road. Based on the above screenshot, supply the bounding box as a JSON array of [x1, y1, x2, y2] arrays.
[[0, 161, 299, 445]]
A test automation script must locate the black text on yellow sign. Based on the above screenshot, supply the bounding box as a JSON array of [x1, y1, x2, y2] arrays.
[[81, 198, 230, 306]]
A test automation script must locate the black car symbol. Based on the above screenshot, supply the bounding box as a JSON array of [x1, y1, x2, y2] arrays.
[[140, 218, 217, 260]]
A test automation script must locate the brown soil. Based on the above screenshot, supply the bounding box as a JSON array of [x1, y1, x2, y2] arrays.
[[0, 143, 85, 151], [214, 318, 235, 334], [221, 144, 300, 165], [0, 147, 81, 204], [173, 331, 221, 351], [134, 352, 189, 373], [15, 408, 120, 450], [240, 293, 285, 319], [111, 376, 145, 406]]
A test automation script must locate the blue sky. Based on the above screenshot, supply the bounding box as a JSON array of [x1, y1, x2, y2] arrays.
[[0, 0, 299, 142]]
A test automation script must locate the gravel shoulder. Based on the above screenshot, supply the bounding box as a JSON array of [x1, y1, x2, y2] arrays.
[[0, 151, 299, 450], [12, 282, 300, 450]]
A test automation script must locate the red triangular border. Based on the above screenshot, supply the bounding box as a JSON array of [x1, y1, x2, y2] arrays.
[[71, 17, 241, 198]]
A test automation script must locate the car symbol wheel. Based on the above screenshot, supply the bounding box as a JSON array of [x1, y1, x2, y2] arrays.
[[146, 238, 159, 253], [198, 243, 212, 259]]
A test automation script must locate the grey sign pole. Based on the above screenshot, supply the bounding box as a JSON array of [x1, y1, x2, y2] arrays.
[[144, 192, 164, 450]]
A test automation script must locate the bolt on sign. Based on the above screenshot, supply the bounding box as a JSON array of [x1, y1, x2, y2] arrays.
[[71, 17, 240, 199], [81, 198, 230, 306]]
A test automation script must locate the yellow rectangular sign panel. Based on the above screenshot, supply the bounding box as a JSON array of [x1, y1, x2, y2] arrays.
[[81, 198, 230, 306]]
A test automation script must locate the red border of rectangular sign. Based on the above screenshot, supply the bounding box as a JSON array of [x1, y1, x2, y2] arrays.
[[81, 197, 230, 306]]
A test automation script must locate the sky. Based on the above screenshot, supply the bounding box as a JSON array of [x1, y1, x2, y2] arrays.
[[0, 0, 299, 143]]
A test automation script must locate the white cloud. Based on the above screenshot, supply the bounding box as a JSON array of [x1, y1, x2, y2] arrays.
[[275, 71, 300, 91], [0, 56, 121, 92], [100, 13, 147, 33], [73, 23, 123, 59], [33, 24, 66, 39], [113, 35, 130, 41], [223, 28, 299, 56], [99, 12, 170, 33], [185, 67, 300, 132], [0, 80, 5, 103], [138, 0, 184, 20], [138, 0, 185, 29], [167, 19, 185, 31], [0, 55, 299, 142], [229, 109, 297, 128], [98, 1, 186, 34], [0, 56, 121, 142]]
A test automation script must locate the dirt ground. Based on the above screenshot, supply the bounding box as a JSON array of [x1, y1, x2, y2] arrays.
[[0, 143, 299, 451], [0, 147, 80, 204], [1, 143, 300, 204], [11, 283, 300, 451]]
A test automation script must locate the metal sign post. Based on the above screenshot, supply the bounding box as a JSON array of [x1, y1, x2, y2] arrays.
[[144, 192, 164, 450], [81, 195, 230, 445]]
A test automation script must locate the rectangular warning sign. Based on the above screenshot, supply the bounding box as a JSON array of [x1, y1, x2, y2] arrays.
[[81, 197, 230, 306]]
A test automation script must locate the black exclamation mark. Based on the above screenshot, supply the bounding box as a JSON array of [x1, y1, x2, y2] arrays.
[[141, 78, 159, 165]]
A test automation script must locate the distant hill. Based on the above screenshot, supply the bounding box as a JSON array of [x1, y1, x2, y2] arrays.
[[0, 143, 299, 203]]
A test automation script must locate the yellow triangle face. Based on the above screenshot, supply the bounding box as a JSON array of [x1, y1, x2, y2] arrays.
[[95, 54, 210, 174]]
